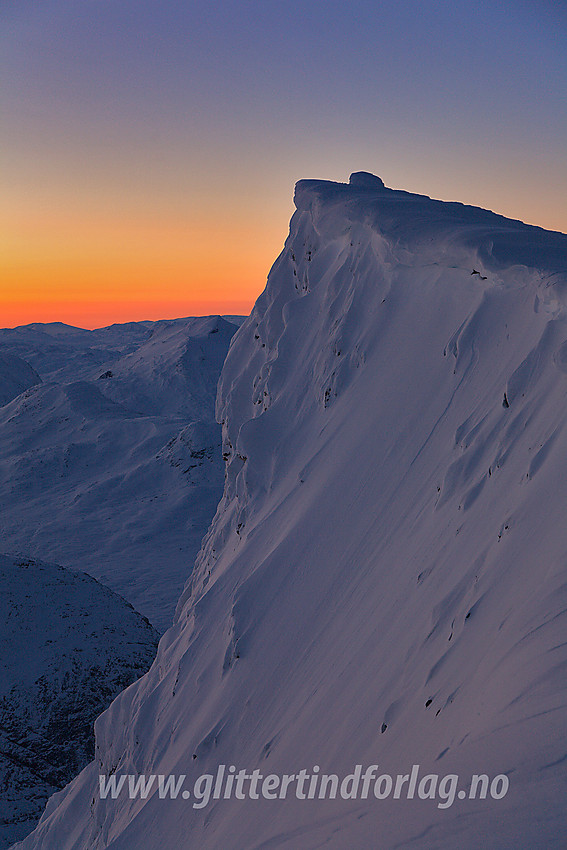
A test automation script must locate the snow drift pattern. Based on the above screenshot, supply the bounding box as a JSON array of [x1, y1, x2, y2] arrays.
[[17, 174, 567, 849]]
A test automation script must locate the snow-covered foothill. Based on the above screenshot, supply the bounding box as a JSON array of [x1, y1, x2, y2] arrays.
[[0, 554, 158, 850]]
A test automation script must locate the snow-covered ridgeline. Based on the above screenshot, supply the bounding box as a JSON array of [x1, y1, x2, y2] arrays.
[[18, 174, 567, 849]]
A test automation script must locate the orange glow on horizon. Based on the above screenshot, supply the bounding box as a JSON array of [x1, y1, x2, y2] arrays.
[[0, 298, 255, 331], [1, 203, 287, 329], [3, 166, 564, 331]]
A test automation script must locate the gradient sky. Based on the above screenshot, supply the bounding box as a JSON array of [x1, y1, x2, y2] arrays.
[[1, 0, 566, 328]]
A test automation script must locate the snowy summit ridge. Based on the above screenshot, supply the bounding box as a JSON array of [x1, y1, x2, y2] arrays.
[[295, 172, 567, 276], [17, 174, 567, 849]]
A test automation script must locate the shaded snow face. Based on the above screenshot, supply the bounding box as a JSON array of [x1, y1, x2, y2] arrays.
[[17, 177, 567, 850], [0, 554, 158, 850], [0, 315, 241, 631], [0, 352, 41, 406]]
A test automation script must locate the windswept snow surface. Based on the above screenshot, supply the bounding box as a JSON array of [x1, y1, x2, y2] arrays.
[[17, 174, 567, 849], [0, 316, 240, 631], [0, 554, 158, 849]]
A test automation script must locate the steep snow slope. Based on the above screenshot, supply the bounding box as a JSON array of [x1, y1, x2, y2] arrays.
[[18, 174, 567, 849], [0, 554, 158, 850], [0, 316, 239, 631], [0, 353, 41, 407]]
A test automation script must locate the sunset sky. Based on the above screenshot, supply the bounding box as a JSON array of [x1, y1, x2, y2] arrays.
[[2, 0, 566, 329]]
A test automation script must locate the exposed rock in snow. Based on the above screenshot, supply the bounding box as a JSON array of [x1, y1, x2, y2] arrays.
[[348, 170, 386, 189], [0, 554, 158, 850], [0, 316, 240, 631], [15, 176, 567, 848]]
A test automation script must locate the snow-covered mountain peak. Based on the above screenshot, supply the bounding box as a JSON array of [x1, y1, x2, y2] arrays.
[[16, 180, 567, 849], [19, 322, 86, 337], [94, 314, 237, 417], [294, 172, 567, 282]]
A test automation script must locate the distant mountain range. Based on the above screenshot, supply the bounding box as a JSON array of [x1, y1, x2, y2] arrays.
[[0, 315, 241, 632]]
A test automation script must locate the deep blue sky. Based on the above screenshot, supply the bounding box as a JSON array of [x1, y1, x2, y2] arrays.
[[2, 0, 566, 325]]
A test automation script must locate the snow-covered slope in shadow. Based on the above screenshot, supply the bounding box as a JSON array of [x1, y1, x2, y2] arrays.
[[0, 554, 158, 850], [0, 353, 41, 407], [0, 316, 240, 631], [17, 174, 567, 849]]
